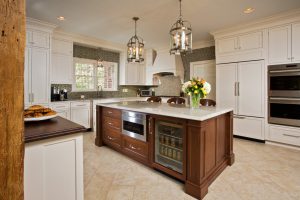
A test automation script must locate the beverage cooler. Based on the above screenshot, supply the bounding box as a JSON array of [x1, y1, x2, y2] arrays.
[[154, 120, 184, 174]]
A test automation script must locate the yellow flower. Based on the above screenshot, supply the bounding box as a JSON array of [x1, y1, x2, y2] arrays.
[[194, 90, 198, 94], [194, 85, 198, 89]]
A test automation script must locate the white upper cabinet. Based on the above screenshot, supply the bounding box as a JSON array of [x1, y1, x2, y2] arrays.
[[216, 63, 238, 114], [268, 25, 291, 64], [216, 37, 238, 54], [238, 61, 264, 117], [31, 48, 49, 104], [51, 38, 73, 84], [26, 30, 50, 49], [268, 22, 300, 64], [239, 31, 263, 51], [215, 30, 265, 64], [119, 51, 146, 85], [292, 22, 300, 63], [24, 48, 31, 105]]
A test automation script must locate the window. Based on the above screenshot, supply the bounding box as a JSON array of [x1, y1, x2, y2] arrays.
[[73, 57, 118, 91]]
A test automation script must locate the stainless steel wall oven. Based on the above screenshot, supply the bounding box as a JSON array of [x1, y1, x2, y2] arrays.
[[268, 64, 300, 127]]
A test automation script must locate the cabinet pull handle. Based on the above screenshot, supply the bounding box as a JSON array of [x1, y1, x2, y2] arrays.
[[237, 82, 240, 96], [234, 82, 238, 96], [129, 144, 140, 151], [148, 117, 152, 135], [283, 134, 300, 138], [32, 93, 34, 102], [108, 111, 113, 114], [76, 104, 87, 107], [107, 136, 117, 141], [107, 122, 113, 126]]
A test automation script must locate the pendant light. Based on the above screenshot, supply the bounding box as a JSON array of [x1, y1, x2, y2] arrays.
[[127, 17, 144, 63], [169, 0, 192, 55]]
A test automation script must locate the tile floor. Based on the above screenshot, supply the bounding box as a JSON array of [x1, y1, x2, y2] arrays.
[[83, 132, 300, 200]]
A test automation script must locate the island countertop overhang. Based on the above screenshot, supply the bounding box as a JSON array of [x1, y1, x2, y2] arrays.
[[96, 101, 233, 121]]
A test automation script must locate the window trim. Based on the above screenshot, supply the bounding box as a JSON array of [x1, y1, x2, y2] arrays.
[[72, 57, 118, 92]]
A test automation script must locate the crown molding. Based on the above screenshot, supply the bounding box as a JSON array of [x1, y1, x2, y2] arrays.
[[26, 17, 57, 32], [211, 8, 300, 38]]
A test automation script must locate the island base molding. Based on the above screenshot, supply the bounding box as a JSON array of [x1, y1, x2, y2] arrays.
[[95, 105, 234, 200]]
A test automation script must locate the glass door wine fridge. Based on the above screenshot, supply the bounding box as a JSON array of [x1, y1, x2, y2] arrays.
[[154, 120, 184, 174]]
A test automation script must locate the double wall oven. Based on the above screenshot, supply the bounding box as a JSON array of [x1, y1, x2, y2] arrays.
[[268, 64, 300, 127]]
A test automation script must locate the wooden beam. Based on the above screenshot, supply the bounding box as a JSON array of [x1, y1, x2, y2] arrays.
[[0, 0, 25, 199]]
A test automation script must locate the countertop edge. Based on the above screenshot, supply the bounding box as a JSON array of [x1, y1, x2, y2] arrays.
[[96, 103, 233, 121], [25, 127, 87, 143]]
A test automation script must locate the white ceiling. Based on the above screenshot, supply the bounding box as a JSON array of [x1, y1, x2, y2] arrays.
[[27, 0, 300, 49]]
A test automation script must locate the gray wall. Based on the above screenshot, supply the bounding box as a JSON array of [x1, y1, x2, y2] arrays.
[[181, 46, 215, 81]]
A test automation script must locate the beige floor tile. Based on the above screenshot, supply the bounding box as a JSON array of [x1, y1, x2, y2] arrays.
[[84, 133, 300, 200]]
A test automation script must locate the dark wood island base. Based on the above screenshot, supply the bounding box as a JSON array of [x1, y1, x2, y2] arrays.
[[95, 105, 235, 200]]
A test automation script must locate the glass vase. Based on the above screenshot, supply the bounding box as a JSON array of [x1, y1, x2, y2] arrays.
[[190, 94, 201, 109]]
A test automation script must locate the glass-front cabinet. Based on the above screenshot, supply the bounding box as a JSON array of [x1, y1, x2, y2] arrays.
[[150, 116, 186, 179]]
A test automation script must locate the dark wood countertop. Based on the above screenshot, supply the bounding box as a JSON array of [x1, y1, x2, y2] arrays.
[[24, 116, 87, 143]]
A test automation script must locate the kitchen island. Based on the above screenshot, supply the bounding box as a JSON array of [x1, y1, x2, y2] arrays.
[[24, 116, 86, 200], [96, 101, 235, 200]]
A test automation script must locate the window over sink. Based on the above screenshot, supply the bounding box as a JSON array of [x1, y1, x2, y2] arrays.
[[73, 57, 118, 91]]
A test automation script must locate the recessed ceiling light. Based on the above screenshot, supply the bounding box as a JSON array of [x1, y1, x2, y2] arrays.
[[57, 16, 65, 21], [244, 7, 255, 14]]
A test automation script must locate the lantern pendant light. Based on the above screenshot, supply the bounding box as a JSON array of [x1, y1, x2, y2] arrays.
[[169, 0, 192, 55], [127, 17, 145, 63]]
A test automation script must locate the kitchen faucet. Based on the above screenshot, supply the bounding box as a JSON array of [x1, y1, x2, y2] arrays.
[[97, 85, 103, 98]]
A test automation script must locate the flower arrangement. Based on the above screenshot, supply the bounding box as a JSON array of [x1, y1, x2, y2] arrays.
[[182, 78, 211, 108]]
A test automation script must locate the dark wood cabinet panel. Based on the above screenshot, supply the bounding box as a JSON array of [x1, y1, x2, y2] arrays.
[[102, 107, 121, 118], [103, 127, 121, 150], [122, 135, 149, 164], [103, 116, 121, 130]]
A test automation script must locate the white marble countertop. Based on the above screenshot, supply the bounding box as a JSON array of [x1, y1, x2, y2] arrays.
[[97, 101, 233, 121]]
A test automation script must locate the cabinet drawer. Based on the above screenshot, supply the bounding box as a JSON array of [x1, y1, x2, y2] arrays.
[[103, 128, 121, 149], [269, 125, 300, 147], [103, 116, 121, 130], [50, 102, 70, 110], [122, 135, 148, 161], [233, 116, 264, 140], [103, 107, 121, 118], [71, 101, 90, 108]]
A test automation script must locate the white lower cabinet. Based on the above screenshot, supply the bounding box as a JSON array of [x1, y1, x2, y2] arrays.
[[234, 116, 265, 140], [24, 133, 83, 200], [50, 102, 71, 120], [268, 125, 300, 147], [71, 101, 91, 128]]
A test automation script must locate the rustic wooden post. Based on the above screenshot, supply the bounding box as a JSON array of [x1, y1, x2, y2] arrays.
[[0, 0, 25, 199]]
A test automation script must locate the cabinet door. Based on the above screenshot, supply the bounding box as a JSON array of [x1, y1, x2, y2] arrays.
[[292, 22, 300, 63], [31, 48, 49, 104], [238, 61, 264, 117], [24, 47, 31, 104], [126, 63, 140, 85], [233, 116, 264, 140], [71, 107, 90, 128], [26, 31, 32, 46], [216, 37, 238, 54], [268, 25, 292, 64], [216, 63, 238, 114], [32, 31, 50, 49], [51, 53, 73, 84], [52, 39, 73, 55], [24, 135, 83, 200], [238, 31, 263, 51]]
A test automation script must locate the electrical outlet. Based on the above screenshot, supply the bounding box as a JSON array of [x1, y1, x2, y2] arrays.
[[122, 88, 128, 93]]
